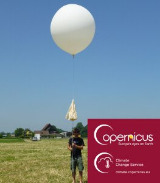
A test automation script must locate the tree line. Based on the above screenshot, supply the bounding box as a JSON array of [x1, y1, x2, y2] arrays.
[[0, 122, 88, 138]]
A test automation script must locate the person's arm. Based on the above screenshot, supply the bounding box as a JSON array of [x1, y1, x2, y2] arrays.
[[68, 138, 72, 151], [68, 144, 72, 151], [72, 143, 83, 150]]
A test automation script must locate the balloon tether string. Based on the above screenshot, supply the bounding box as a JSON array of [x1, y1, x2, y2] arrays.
[[72, 54, 75, 166], [72, 55, 75, 100]]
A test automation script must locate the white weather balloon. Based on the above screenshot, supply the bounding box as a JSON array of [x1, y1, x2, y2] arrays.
[[50, 4, 95, 55]]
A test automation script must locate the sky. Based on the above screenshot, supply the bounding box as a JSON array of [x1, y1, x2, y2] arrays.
[[0, 0, 160, 133]]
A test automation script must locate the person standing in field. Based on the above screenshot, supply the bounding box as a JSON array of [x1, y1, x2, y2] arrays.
[[68, 128, 85, 183]]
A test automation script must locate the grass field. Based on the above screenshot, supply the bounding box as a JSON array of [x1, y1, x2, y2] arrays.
[[0, 138, 88, 183]]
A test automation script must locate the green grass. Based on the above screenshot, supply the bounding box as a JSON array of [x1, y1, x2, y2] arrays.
[[0, 138, 24, 143], [0, 138, 88, 183]]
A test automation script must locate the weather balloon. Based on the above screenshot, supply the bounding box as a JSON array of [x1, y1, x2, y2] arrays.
[[50, 4, 95, 56]]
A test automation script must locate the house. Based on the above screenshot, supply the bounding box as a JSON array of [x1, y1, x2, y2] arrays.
[[34, 123, 63, 138]]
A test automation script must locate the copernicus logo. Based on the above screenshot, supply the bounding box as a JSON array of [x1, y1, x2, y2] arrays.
[[94, 124, 154, 145], [94, 152, 114, 174]]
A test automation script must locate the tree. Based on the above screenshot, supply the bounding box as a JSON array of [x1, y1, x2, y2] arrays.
[[75, 122, 88, 137], [15, 128, 24, 137], [24, 128, 33, 138], [0, 132, 5, 138], [56, 128, 64, 133], [81, 125, 88, 137], [76, 122, 84, 132], [6, 133, 11, 137], [49, 125, 57, 133]]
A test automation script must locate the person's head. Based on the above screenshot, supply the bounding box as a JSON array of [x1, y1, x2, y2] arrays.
[[73, 128, 80, 137]]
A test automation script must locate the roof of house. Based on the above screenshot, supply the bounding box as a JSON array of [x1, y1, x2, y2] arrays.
[[41, 123, 52, 131], [35, 123, 54, 135]]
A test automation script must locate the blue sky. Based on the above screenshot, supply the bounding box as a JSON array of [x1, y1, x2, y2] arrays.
[[0, 0, 160, 132]]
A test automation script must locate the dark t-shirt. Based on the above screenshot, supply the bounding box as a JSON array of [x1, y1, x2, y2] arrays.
[[68, 137, 85, 158]]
